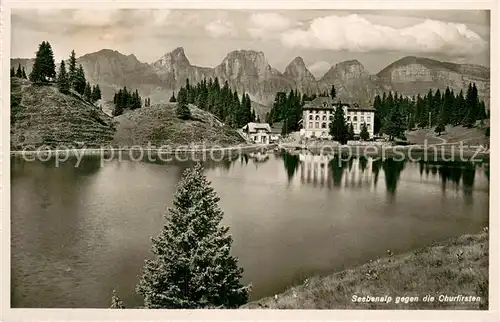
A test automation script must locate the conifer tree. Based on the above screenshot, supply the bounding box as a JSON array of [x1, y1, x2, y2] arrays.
[[329, 103, 349, 144], [136, 164, 249, 308], [347, 122, 355, 141], [29, 41, 56, 84], [91, 84, 102, 103], [463, 83, 479, 127], [22, 67, 27, 79], [330, 85, 336, 99], [16, 64, 23, 78], [360, 122, 370, 141], [434, 123, 445, 135], [169, 92, 177, 102], [176, 87, 191, 119], [10, 67, 15, 77], [110, 290, 125, 309], [68, 50, 77, 89], [56, 60, 70, 94], [74, 64, 87, 95], [84, 81, 92, 101], [383, 102, 406, 141]]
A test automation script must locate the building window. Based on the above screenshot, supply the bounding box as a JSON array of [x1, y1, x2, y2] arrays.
[[308, 122, 313, 128], [322, 115, 327, 121], [361, 116, 364, 122], [309, 115, 313, 120], [321, 122, 327, 128], [329, 115, 334, 121], [315, 122, 319, 128], [367, 124, 371, 130], [347, 116, 351, 121], [353, 116, 357, 122], [315, 115, 320, 121], [367, 116, 371, 122]]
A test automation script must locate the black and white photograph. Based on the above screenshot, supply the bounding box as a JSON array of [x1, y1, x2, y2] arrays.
[[2, 1, 498, 318]]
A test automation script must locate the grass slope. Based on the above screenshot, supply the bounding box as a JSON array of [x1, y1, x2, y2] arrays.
[[10, 78, 115, 150], [112, 103, 245, 148], [244, 231, 488, 310]]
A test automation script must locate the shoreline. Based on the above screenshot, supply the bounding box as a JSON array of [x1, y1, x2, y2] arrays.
[[9, 142, 489, 162], [243, 230, 489, 310]]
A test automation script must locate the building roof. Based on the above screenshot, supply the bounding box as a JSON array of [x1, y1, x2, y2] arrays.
[[243, 122, 271, 133], [303, 96, 375, 111]]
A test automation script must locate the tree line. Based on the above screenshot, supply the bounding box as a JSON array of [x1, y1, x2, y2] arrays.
[[173, 78, 257, 127], [11, 64, 27, 79], [112, 87, 143, 116], [373, 83, 488, 138], [23, 41, 102, 105]]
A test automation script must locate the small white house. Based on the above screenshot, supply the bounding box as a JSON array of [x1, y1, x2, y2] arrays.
[[242, 122, 271, 144]]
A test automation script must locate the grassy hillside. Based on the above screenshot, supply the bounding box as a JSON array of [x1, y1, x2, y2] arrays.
[[10, 77, 116, 150], [244, 231, 488, 310], [112, 103, 245, 148]]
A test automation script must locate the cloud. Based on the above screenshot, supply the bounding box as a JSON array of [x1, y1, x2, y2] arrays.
[[281, 14, 487, 55], [247, 12, 297, 39], [307, 61, 331, 78], [205, 19, 237, 38]]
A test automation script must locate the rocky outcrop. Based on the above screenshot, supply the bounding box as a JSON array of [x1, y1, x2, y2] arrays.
[[319, 60, 383, 104], [377, 56, 490, 104], [283, 57, 319, 94]]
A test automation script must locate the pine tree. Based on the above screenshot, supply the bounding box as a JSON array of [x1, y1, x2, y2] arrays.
[[434, 123, 445, 135], [16, 63, 23, 78], [373, 94, 383, 134], [84, 81, 92, 101], [463, 83, 479, 127], [68, 50, 77, 90], [29, 41, 56, 84], [74, 64, 86, 95], [22, 67, 27, 79], [330, 85, 336, 99], [176, 87, 191, 119], [91, 84, 102, 103], [136, 164, 249, 308], [329, 102, 349, 144], [110, 290, 125, 309], [360, 122, 370, 141], [10, 67, 15, 77], [169, 92, 177, 102], [347, 122, 355, 141], [56, 60, 70, 94], [383, 102, 406, 141]]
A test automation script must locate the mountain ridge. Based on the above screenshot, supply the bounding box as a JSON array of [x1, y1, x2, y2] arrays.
[[11, 48, 490, 113]]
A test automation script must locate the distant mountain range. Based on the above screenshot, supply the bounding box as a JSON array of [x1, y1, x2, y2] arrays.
[[12, 47, 490, 116]]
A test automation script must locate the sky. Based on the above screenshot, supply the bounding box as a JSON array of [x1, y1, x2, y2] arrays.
[[11, 9, 490, 76]]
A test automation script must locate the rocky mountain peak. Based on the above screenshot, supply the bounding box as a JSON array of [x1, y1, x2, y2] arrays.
[[284, 56, 315, 81], [153, 47, 191, 72]]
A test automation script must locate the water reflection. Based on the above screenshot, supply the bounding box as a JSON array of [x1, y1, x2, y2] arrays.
[[279, 151, 485, 196]]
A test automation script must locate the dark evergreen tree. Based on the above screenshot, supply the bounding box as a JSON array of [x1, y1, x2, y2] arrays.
[[360, 122, 370, 141], [330, 85, 336, 99], [22, 67, 27, 79], [16, 63, 23, 78], [110, 290, 125, 309], [176, 87, 191, 119], [463, 83, 479, 127], [170, 92, 177, 102], [68, 50, 77, 90], [91, 84, 102, 103], [373, 94, 383, 134], [136, 164, 249, 308], [74, 64, 86, 95], [56, 60, 70, 94], [329, 102, 349, 144], [29, 41, 56, 84], [84, 81, 92, 101], [10, 67, 15, 77], [434, 123, 445, 135], [383, 102, 406, 141], [347, 122, 355, 141]]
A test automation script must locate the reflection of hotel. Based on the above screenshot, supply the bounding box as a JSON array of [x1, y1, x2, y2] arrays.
[[301, 97, 376, 139], [297, 152, 375, 188]]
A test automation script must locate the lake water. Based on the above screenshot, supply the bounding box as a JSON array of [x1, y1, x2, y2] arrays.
[[11, 152, 489, 308]]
